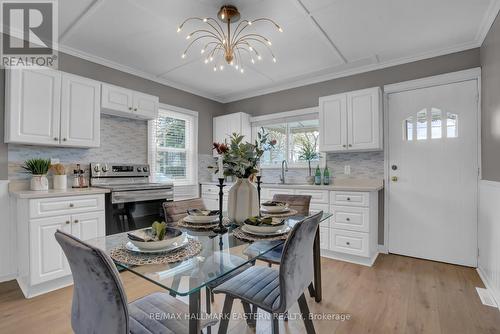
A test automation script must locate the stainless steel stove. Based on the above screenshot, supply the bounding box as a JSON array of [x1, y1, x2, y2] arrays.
[[90, 162, 173, 235]]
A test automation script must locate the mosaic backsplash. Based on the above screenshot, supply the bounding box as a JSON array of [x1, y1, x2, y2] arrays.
[[8, 114, 148, 181]]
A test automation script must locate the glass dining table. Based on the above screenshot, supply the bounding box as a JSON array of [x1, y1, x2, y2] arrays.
[[87, 212, 332, 334]]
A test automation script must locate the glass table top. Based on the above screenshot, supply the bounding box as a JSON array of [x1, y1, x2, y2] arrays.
[[87, 212, 332, 296]]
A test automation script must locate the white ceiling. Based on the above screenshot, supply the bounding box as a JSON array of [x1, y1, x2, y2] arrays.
[[58, 0, 500, 102]]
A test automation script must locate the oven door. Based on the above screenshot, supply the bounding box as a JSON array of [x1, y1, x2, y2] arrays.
[[111, 188, 173, 204]]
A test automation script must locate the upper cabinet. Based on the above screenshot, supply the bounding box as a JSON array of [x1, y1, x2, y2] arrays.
[[319, 87, 382, 152], [5, 69, 101, 148], [213, 112, 251, 153], [101, 84, 159, 120]]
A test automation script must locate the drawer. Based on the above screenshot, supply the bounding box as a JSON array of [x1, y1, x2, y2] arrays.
[[330, 229, 369, 257], [310, 203, 329, 226], [319, 226, 329, 250], [331, 206, 369, 232], [295, 189, 329, 204], [261, 187, 295, 201], [201, 185, 222, 197], [330, 191, 369, 207], [29, 195, 105, 219]]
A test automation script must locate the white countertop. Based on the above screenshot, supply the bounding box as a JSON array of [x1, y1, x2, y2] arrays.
[[10, 187, 110, 199], [200, 178, 384, 192]]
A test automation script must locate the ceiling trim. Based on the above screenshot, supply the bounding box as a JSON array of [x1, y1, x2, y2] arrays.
[[476, 0, 500, 44], [58, 44, 226, 103], [221, 40, 481, 102], [59, 0, 104, 43]]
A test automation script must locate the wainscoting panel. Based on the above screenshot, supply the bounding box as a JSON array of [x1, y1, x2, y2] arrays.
[[0, 180, 15, 282]]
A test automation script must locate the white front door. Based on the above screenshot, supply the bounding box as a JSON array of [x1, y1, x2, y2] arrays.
[[387, 79, 479, 267]]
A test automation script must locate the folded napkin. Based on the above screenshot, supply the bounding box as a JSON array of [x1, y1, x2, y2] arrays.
[[186, 208, 219, 216], [127, 229, 154, 242]]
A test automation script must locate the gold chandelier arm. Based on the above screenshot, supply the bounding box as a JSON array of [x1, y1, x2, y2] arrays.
[[205, 21, 225, 40], [231, 19, 251, 44], [239, 38, 275, 58], [205, 18, 226, 41], [178, 17, 204, 30], [234, 33, 271, 46], [187, 29, 221, 40], [183, 35, 220, 55], [249, 18, 283, 31], [237, 41, 261, 57]]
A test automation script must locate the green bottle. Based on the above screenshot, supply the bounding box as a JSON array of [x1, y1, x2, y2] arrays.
[[323, 166, 330, 185], [314, 165, 321, 185]]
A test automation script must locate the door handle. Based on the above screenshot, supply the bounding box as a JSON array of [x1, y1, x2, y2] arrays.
[[391, 176, 398, 182]]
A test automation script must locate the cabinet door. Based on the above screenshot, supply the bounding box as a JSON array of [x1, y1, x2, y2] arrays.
[[101, 84, 133, 114], [5, 69, 61, 145], [60, 74, 101, 147], [319, 94, 347, 152], [71, 212, 105, 241], [30, 216, 72, 285], [347, 88, 381, 150], [133, 92, 159, 120]]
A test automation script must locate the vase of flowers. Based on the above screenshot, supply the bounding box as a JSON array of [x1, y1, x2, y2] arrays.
[[297, 134, 320, 185], [22, 158, 51, 191], [51, 163, 67, 190], [213, 130, 275, 223]]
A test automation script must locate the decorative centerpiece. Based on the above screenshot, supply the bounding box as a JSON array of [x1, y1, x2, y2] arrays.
[[297, 135, 320, 185], [50, 163, 67, 190], [22, 158, 51, 191], [212, 130, 275, 223]]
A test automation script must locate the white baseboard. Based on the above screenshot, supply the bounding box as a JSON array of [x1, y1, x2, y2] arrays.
[[477, 267, 500, 311], [321, 249, 379, 267], [0, 273, 16, 283], [378, 245, 388, 254]]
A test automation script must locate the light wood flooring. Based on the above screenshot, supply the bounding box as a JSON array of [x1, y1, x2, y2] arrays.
[[1, 254, 499, 334]]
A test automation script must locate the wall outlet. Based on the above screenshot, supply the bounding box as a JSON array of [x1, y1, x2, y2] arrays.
[[344, 165, 351, 175]]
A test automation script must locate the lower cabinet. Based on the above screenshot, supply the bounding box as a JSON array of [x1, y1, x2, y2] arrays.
[[15, 194, 106, 298], [201, 184, 228, 211]]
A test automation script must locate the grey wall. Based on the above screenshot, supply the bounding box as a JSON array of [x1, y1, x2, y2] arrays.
[[481, 13, 500, 182], [0, 70, 6, 180], [224, 49, 481, 116]]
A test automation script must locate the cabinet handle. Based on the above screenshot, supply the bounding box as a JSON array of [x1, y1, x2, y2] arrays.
[[69, 203, 74, 208], [65, 221, 70, 224], [342, 144, 346, 148], [346, 217, 350, 221], [346, 241, 350, 246], [134, 108, 138, 111], [63, 138, 67, 141], [348, 144, 352, 147], [54, 137, 58, 141], [347, 197, 351, 201], [74, 219, 79, 223], [128, 107, 132, 110]]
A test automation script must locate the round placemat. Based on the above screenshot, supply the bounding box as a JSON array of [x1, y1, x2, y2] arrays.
[[232, 227, 289, 242], [110, 239, 202, 265], [176, 217, 232, 230], [260, 208, 298, 218]]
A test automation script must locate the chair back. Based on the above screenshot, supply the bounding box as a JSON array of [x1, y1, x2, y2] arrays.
[[277, 211, 322, 312], [272, 194, 312, 216], [55, 230, 129, 334], [163, 198, 206, 223]]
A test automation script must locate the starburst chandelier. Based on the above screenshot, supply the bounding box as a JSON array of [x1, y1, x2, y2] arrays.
[[177, 5, 283, 73]]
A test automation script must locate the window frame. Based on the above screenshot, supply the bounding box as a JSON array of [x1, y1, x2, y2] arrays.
[[250, 107, 323, 169], [148, 104, 198, 186]]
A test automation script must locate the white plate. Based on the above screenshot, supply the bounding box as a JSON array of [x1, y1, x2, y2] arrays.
[[125, 236, 189, 254], [241, 224, 291, 236], [260, 207, 290, 214], [243, 222, 285, 234], [184, 215, 219, 224]]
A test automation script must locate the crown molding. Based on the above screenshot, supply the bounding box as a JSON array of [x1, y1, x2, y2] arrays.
[[57, 45, 226, 103], [476, 0, 500, 44]]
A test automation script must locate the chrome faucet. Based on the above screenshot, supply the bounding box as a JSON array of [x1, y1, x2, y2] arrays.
[[280, 160, 288, 184]]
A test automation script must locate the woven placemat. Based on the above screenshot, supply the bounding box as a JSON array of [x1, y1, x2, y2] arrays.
[[110, 239, 202, 265], [176, 217, 232, 230], [260, 208, 298, 218], [232, 227, 289, 242]]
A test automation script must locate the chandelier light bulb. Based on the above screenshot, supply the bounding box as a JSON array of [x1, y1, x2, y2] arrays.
[[221, 13, 225, 19], [201, 48, 205, 54], [248, 21, 252, 25], [257, 55, 262, 60], [273, 57, 277, 63], [204, 58, 209, 64], [251, 58, 255, 64], [177, 26, 181, 33], [209, 56, 214, 62], [181, 53, 186, 59], [248, 46, 253, 51], [240, 68, 244, 73], [235, 64, 239, 70], [213, 66, 217, 71], [267, 39, 272, 46], [186, 34, 191, 40], [278, 26, 283, 32], [203, 18, 208, 22], [219, 65, 224, 70]]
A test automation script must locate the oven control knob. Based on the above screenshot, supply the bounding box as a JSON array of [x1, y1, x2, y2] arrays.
[[101, 166, 108, 172], [137, 167, 142, 172], [93, 166, 99, 173], [143, 167, 148, 172]]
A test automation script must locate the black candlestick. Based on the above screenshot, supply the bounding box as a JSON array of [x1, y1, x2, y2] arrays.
[[213, 178, 228, 234], [256, 175, 262, 217]]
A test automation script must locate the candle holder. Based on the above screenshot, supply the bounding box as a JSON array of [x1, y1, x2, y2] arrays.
[[213, 178, 228, 234], [256, 175, 262, 217]]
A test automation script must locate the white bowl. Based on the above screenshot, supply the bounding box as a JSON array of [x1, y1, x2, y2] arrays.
[[243, 223, 284, 234], [128, 228, 184, 251], [184, 214, 218, 223], [260, 204, 289, 213]]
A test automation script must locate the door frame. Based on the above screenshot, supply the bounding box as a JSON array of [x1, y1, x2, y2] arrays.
[[382, 67, 482, 255]]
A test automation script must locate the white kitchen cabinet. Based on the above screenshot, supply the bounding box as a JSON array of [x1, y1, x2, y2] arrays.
[[213, 112, 251, 155], [101, 83, 159, 120], [60, 73, 101, 147], [13, 193, 106, 298], [5, 69, 101, 148], [5, 68, 61, 145], [319, 87, 382, 152], [201, 184, 228, 211]]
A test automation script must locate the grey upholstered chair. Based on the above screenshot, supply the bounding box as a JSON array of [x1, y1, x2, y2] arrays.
[[163, 198, 206, 223], [55, 230, 217, 334], [213, 211, 323, 334]]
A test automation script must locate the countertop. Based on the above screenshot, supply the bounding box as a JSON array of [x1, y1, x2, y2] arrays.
[[10, 187, 110, 199], [200, 178, 384, 192]]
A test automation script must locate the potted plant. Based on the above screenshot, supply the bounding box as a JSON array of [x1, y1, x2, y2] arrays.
[[22, 158, 51, 191], [50, 163, 67, 190], [212, 130, 276, 223], [297, 134, 320, 185]]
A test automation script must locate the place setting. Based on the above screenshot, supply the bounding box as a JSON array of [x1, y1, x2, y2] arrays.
[[176, 209, 232, 230], [260, 200, 298, 218], [110, 221, 202, 266]]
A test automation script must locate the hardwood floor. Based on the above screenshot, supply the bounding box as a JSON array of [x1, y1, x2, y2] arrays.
[[1, 254, 499, 334]]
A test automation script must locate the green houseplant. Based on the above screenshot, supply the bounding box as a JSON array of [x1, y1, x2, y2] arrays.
[[212, 130, 275, 222], [22, 158, 51, 191], [297, 135, 320, 185]]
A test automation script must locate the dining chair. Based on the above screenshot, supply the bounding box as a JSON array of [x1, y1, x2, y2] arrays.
[[213, 211, 323, 334], [163, 198, 207, 223], [55, 230, 217, 334]]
